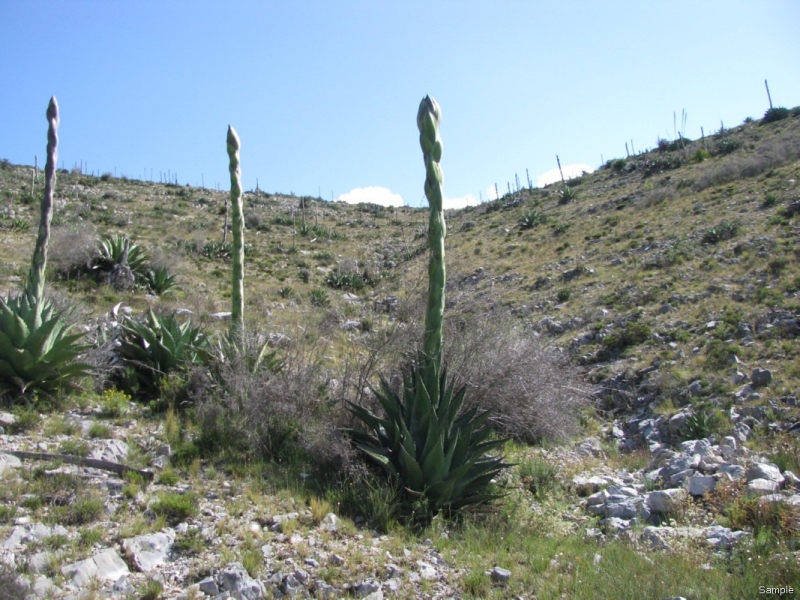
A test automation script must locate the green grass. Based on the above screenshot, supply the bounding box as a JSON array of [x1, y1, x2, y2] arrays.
[[149, 492, 198, 525]]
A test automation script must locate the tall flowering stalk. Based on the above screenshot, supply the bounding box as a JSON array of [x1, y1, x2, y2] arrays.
[[417, 96, 445, 369], [227, 125, 244, 345], [25, 96, 59, 328], [347, 97, 508, 520], [0, 96, 91, 399]]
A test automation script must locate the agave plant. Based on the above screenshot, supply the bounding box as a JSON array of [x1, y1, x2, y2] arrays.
[[116, 309, 210, 396], [348, 357, 508, 517], [0, 295, 91, 398], [0, 97, 91, 400], [95, 235, 148, 277], [348, 96, 508, 520], [519, 209, 546, 230], [557, 185, 578, 204], [141, 266, 178, 296]]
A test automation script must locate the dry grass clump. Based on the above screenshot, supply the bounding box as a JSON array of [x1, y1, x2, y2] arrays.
[[48, 222, 98, 279], [696, 132, 800, 190], [442, 313, 587, 443], [0, 564, 30, 600], [193, 329, 357, 478]]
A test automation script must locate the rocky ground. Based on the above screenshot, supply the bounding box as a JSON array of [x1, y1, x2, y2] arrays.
[[1, 380, 798, 600]]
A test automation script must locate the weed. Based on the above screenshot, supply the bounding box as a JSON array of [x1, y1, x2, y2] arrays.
[[156, 469, 180, 486], [173, 528, 205, 556], [519, 457, 560, 499], [58, 439, 90, 457], [138, 577, 164, 600], [87, 420, 112, 439], [150, 492, 198, 525], [309, 289, 330, 307]]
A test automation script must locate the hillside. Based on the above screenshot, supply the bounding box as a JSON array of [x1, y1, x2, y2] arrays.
[[0, 106, 799, 598]]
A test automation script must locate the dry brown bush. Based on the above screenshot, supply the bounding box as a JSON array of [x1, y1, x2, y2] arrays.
[[338, 289, 588, 444], [0, 563, 30, 600], [696, 135, 800, 190], [193, 327, 357, 478], [48, 222, 97, 279]]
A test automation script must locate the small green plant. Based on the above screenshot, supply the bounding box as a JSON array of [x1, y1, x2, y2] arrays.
[[714, 138, 741, 155], [556, 288, 571, 303], [701, 221, 739, 244], [201, 240, 234, 259], [519, 457, 560, 499], [141, 266, 178, 296], [552, 222, 570, 235], [761, 107, 790, 124], [96, 234, 148, 276], [609, 158, 626, 172], [691, 148, 711, 163], [325, 269, 367, 291], [149, 492, 198, 525], [762, 193, 779, 208], [173, 527, 205, 555], [156, 469, 180, 486], [557, 185, 578, 204], [116, 309, 211, 398], [278, 286, 293, 299], [309, 289, 330, 307], [137, 577, 164, 600], [98, 388, 130, 417], [682, 408, 713, 441], [87, 420, 112, 439], [50, 495, 103, 526], [58, 438, 90, 457], [519, 210, 546, 230]]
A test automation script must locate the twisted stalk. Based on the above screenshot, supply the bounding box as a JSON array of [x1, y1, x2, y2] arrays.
[[25, 96, 59, 329], [227, 125, 244, 345], [417, 96, 445, 370]]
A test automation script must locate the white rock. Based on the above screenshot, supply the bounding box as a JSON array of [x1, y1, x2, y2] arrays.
[[746, 463, 785, 485], [646, 489, 687, 514], [61, 548, 129, 587], [745, 478, 780, 496], [687, 476, 715, 496]]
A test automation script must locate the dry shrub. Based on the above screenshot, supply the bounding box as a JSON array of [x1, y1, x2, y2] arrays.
[[0, 563, 30, 600], [697, 134, 800, 190], [641, 188, 678, 208], [441, 314, 587, 443], [48, 222, 97, 279], [340, 289, 588, 444], [194, 328, 356, 478]]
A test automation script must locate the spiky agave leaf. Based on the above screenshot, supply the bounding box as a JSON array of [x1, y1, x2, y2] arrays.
[[142, 266, 178, 296], [96, 235, 148, 276], [117, 309, 210, 394], [347, 354, 509, 518], [0, 295, 90, 398]]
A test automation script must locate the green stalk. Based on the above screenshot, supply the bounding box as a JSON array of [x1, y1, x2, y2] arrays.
[[25, 96, 59, 329], [417, 96, 445, 367], [227, 125, 244, 345]]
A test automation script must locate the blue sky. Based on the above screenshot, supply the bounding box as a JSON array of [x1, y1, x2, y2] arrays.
[[1, 1, 798, 208]]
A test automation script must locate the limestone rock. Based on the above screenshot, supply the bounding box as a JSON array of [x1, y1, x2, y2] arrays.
[[121, 528, 176, 572]]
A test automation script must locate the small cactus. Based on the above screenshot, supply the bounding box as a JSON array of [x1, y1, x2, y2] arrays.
[[227, 125, 244, 344]]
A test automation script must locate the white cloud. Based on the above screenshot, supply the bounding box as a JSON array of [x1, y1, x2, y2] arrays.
[[536, 163, 595, 187], [337, 186, 404, 207], [442, 194, 480, 210]]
